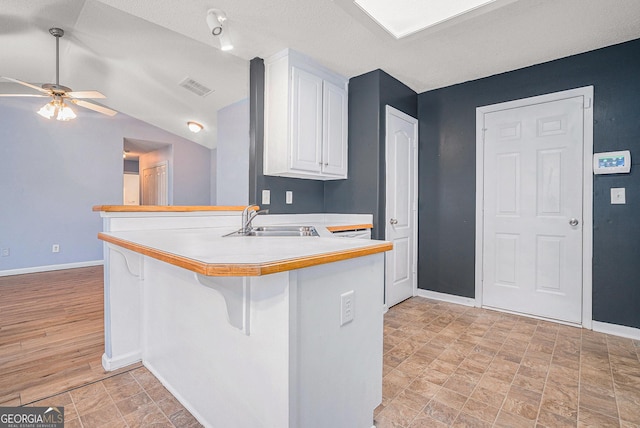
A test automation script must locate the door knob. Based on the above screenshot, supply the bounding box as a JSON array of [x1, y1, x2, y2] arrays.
[[390, 218, 398, 225], [569, 218, 579, 226]]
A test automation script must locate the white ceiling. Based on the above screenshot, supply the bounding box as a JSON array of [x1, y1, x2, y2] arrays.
[[2, 0, 640, 149]]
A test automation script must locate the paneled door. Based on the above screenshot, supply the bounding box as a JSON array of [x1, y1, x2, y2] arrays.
[[291, 66, 323, 174], [142, 163, 168, 206], [481, 95, 585, 323], [385, 106, 418, 308]]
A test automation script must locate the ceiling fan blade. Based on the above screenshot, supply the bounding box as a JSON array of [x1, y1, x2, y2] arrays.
[[0, 76, 50, 94], [67, 90, 106, 99], [0, 94, 49, 97], [71, 99, 117, 116]]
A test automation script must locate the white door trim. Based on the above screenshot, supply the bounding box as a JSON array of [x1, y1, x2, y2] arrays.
[[475, 86, 594, 328], [385, 105, 419, 308]]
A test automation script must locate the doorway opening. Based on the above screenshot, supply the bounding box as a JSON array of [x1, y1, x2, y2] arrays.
[[122, 138, 173, 206]]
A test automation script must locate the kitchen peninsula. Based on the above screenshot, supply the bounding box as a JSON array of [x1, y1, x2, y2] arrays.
[[94, 206, 391, 428]]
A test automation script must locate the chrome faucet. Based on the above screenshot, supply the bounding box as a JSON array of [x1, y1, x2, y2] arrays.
[[241, 205, 268, 233]]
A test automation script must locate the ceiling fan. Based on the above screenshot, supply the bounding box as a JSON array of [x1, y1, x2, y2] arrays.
[[0, 27, 117, 121]]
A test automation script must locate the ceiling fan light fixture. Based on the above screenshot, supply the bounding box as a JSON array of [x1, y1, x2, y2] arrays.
[[187, 121, 203, 133], [56, 103, 76, 121], [1, 27, 117, 120], [37, 98, 77, 121], [37, 100, 57, 119]]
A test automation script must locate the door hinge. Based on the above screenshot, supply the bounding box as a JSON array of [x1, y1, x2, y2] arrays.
[[584, 97, 592, 109], [482, 128, 487, 142]]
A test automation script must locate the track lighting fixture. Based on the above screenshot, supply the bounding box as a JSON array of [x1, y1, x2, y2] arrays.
[[206, 9, 233, 51]]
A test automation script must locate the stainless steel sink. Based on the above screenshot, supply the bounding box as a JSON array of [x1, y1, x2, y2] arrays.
[[230, 225, 319, 237]]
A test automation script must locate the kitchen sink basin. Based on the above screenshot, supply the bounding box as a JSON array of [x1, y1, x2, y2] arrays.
[[226, 225, 320, 237], [245, 225, 319, 237]]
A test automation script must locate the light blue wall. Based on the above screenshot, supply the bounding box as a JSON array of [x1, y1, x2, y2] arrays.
[[173, 135, 211, 206], [0, 98, 211, 272], [216, 98, 249, 205]]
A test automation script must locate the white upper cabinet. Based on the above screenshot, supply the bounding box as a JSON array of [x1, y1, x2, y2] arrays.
[[264, 49, 348, 180]]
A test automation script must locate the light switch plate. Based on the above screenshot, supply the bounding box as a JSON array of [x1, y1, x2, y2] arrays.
[[285, 191, 293, 204], [262, 189, 271, 205], [611, 188, 626, 204]]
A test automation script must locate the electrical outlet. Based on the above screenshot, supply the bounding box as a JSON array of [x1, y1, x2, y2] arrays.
[[286, 191, 293, 204], [340, 290, 355, 326], [52, 244, 60, 253], [1, 248, 9, 257]]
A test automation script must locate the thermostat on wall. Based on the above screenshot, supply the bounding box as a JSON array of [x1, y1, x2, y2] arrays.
[[593, 150, 631, 174]]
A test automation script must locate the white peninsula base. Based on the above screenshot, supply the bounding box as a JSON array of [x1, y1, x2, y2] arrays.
[[104, 244, 384, 428]]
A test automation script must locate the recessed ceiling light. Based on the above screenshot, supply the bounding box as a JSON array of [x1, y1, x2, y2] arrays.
[[187, 121, 204, 133], [354, 0, 498, 39]]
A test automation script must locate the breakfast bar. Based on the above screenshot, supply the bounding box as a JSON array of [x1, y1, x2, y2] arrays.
[[94, 206, 391, 428]]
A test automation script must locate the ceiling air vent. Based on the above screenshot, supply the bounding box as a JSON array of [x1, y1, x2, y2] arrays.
[[178, 77, 214, 97]]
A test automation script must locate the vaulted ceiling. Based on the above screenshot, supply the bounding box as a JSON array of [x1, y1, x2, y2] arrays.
[[2, 0, 639, 149]]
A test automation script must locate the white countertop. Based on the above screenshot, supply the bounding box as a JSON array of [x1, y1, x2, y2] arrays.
[[99, 226, 391, 276]]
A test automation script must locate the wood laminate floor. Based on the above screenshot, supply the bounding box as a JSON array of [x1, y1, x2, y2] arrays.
[[0, 266, 128, 406]]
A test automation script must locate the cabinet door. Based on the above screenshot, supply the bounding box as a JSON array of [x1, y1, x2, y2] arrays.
[[322, 81, 348, 177], [291, 67, 323, 173]]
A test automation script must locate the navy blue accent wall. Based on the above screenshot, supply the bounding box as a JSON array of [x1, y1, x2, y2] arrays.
[[249, 57, 325, 213], [418, 38, 640, 328], [324, 70, 417, 239]]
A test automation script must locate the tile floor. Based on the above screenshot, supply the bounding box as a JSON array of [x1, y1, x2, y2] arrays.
[[375, 297, 640, 428], [22, 296, 640, 427], [25, 366, 202, 427]]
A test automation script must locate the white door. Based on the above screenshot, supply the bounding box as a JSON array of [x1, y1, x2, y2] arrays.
[[142, 163, 168, 206], [482, 96, 584, 323], [385, 106, 418, 308], [123, 173, 140, 205]]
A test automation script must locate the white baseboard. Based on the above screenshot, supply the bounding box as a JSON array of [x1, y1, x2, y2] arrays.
[[592, 321, 640, 341], [102, 351, 142, 372], [0, 260, 103, 277], [415, 289, 476, 307], [416, 290, 640, 341]]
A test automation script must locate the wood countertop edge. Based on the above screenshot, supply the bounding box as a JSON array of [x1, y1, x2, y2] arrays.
[[93, 205, 255, 212], [326, 224, 373, 232], [97, 233, 392, 277]]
